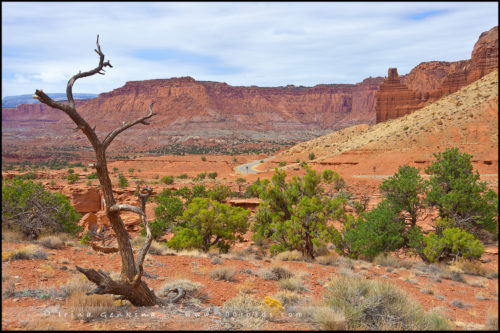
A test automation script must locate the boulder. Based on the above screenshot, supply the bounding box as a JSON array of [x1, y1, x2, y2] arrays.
[[79, 212, 98, 233], [62, 186, 102, 213]]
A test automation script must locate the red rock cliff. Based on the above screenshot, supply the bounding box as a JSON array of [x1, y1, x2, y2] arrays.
[[376, 26, 498, 123], [2, 77, 383, 153], [375, 68, 423, 123]]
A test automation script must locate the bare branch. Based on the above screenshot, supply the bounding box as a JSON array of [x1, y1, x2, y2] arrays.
[[108, 203, 143, 215], [102, 102, 156, 150], [66, 34, 113, 109], [34, 89, 101, 148], [90, 242, 119, 253], [135, 186, 153, 281]]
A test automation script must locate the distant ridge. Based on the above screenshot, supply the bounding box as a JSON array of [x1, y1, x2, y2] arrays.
[[2, 93, 98, 108]]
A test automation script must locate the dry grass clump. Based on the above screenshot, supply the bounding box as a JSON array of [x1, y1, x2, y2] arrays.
[[38, 235, 65, 249], [372, 253, 401, 268], [278, 277, 306, 292], [339, 256, 355, 270], [449, 299, 467, 309], [1, 229, 26, 242], [66, 291, 115, 322], [60, 274, 95, 297], [258, 266, 294, 281], [210, 266, 237, 281], [311, 306, 347, 330], [221, 248, 251, 260], [2, 280, 16, 298], [323, 275, 453, 330], [315, 253, 340, 266], [475, 291, 490, 300], [468, 278, 488, 288], [274, 290, 302, 307], [176, 249, 209, 258], [453, 260, 497, 278], [485, 312, 498, 330], [275, 250, 304, 262], [440, 266, 466, 283], [3, 244, 48, 261], [157, 278, 205, 301], [223, 292, 263, 314], [130, 237, 174, 256], [24, 317, 67, 330], [210, 256, 223, 265], [148, 240, 173, 256]]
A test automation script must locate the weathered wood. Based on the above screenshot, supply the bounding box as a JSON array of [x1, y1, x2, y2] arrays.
[[34, 35, 159, 306]]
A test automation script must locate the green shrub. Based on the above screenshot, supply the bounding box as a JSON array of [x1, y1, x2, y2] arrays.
[[425, 148, 498, 235], [160, 176, 174, 185], [118, 174, 128, 188], [201, 156, 206, 161], [207, 172, 218, 180], [67, 168, 74, 174], [67, 173, 79, 184], [379, 165, 425, 226], [177, 173, 188, 179], [344, 201, 405, 260], [86, 172, 97, 179], [423, 227, 484, 262], [2, 179, 81, 239], [167, 198, 249, 253], [195, 172, 206, 180], [128, 168, 134, 173], [145, 191, 184, 239], [278, 161, 287, 167], [252, 168, 341, 259], [308, 152, 315, 160], [207, 184, 231, 202]]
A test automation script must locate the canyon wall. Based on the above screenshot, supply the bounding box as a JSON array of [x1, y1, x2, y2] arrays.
[[376, 26, 498, 123], [2, 76, 384, 155]]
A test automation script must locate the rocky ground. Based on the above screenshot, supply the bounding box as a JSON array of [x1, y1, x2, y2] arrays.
[[2, 235, 498, 330]]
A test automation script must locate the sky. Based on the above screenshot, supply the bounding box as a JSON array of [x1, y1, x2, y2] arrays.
[[2, 2, 498, 97]]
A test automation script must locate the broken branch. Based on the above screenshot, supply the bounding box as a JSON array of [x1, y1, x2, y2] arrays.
[[102, 102, 156, 150]]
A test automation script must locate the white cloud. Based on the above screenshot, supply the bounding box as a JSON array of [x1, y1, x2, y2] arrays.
[[2, 2, 498, 97]]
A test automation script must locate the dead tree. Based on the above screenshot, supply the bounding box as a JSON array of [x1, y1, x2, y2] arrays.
[[34, 35, 178, 306]]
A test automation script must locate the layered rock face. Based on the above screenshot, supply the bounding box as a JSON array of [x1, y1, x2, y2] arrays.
[[375, 68, 423, 123], [2, 76, 383, 155], [376, 26, 498, 123]]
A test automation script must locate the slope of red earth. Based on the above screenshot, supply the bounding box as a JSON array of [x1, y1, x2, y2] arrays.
[[2, 237, 498, 330]]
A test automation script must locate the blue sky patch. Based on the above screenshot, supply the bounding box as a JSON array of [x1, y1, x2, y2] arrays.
[[131, 48, 242, 75], [408, 9, 448, 20]]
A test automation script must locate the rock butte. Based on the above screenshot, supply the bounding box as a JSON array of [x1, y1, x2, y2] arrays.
[[376, 26, 498, 123]]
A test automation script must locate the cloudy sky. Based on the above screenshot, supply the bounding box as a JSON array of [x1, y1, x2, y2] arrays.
[[2, 2, 498, 97]]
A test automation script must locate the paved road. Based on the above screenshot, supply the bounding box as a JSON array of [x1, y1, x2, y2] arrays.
[[235, 156, 275, 174]]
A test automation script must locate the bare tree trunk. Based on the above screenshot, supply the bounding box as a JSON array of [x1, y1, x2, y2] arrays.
[[33, 35, 173, 306]]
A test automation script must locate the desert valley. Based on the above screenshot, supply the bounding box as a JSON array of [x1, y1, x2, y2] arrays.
[[1, 19, 498, 331]]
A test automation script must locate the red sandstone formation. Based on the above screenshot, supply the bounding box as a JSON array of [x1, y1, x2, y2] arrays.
[[375, 68, 423, 123], [376, 26, 498, 123], [2, 76, 383, 155]]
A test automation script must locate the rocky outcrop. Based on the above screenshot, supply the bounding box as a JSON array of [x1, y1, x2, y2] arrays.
[[61, 186, 102, 213], [377, 26, 498, 123], [375, 68, 423, 123], [468, 26, 499, 84], [79, 212, 99, 233]]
